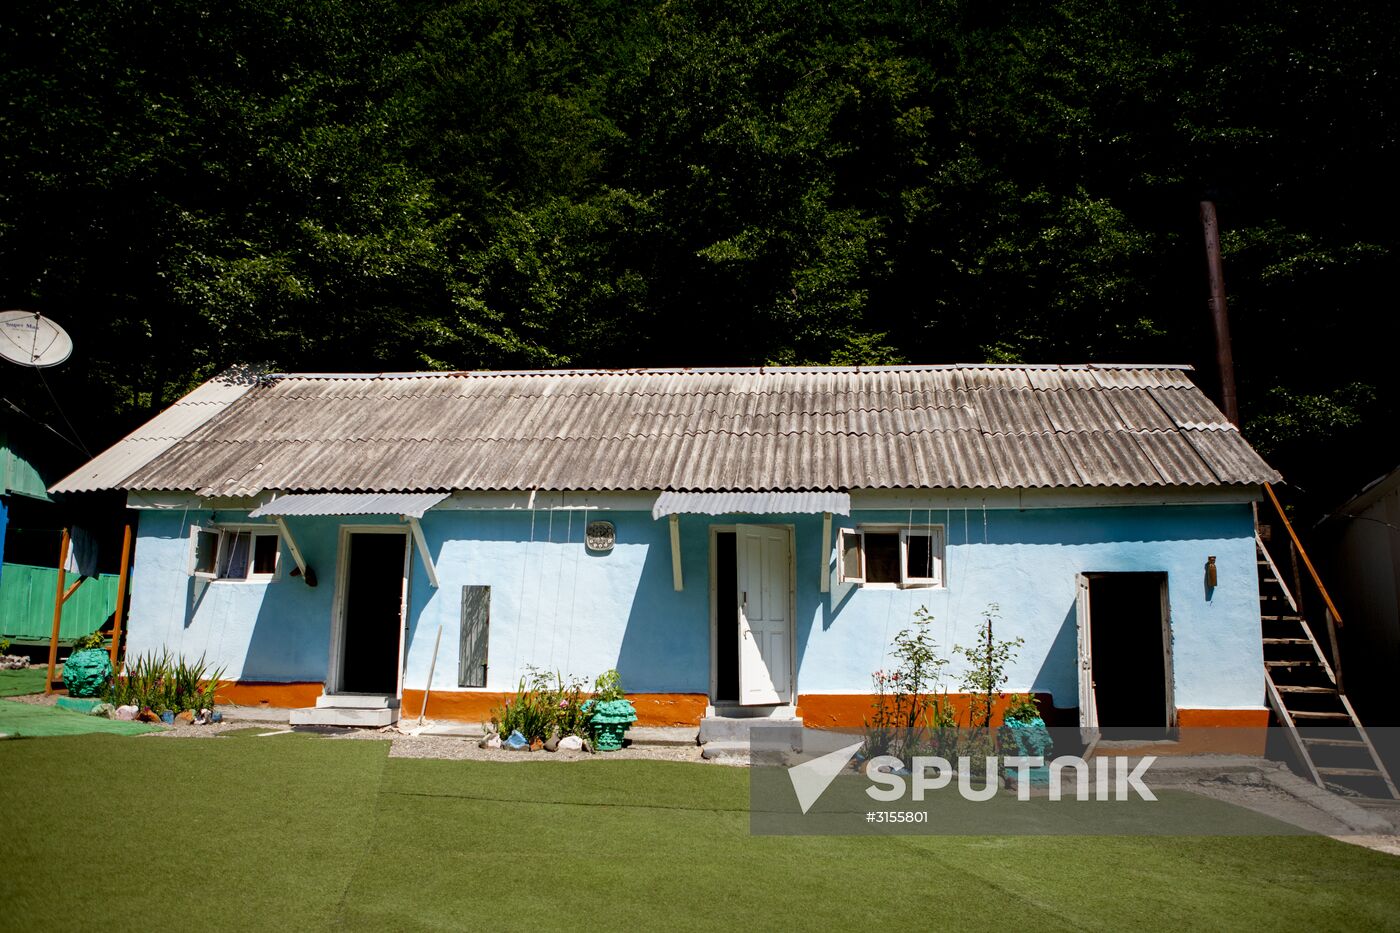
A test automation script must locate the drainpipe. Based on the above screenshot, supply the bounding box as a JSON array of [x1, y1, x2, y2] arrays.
[[1200, 200, 1239, 426]]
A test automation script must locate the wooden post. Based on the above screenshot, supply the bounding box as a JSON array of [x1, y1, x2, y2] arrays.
[[669, 515, 683, 591], [819, 512, 832, 594], [45, 528, 71, 693], [1200, 200, 1240, 426], [109, 522, 134, 671]]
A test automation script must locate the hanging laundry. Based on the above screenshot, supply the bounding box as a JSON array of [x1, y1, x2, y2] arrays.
[[63, 525, 99, 577]]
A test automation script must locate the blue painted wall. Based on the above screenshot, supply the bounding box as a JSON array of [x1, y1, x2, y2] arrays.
[[126, 502, 1262, 710]]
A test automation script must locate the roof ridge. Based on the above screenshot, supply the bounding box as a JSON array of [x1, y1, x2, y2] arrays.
[[261, 363, 1198, 380]]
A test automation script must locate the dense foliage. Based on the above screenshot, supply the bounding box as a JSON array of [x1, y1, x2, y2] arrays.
[[3, 1, 1395, 512]]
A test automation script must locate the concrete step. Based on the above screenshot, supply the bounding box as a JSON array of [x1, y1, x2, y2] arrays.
[[698, 715, 802, 745], [625, 726, 698, 747], [290, 705, 399, 727], [700, 741, 750, 761], [314, 693, 400, 709], [706, 704, 798, 719]]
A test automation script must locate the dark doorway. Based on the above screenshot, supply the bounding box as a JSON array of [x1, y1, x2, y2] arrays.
[[339, 532, 407, 694], [1088, 573, 1171, 738], [715, 531, 738, 702]]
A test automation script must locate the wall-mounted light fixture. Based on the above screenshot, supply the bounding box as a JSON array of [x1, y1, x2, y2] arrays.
[[586, 520, 615, 553], [1205, 555, 1218, 588]]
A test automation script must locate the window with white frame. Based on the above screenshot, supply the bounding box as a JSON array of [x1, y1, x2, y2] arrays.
[[838, 525, 944, 587], [189, 526, 281, 581]]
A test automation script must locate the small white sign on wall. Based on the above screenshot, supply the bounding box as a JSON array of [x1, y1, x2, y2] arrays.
[[586, 520, 615, 552]]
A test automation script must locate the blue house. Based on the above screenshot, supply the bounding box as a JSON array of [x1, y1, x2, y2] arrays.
[[51, 365, 1279, 737]]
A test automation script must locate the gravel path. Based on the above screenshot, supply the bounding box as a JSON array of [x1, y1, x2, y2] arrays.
[[138, 719, 708, 761]]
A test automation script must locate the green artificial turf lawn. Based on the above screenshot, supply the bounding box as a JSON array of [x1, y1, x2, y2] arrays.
[[3, 734, 1400, 932], [0, 666, 48, 697], [0, 699, 161, 737]]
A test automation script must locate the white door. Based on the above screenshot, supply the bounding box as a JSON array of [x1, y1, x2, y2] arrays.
[[1075, 573, 1099, 742], [735, 524, 791, 706]]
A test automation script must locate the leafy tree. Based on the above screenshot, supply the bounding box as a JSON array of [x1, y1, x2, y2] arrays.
[[1, 0, 1395, 520]]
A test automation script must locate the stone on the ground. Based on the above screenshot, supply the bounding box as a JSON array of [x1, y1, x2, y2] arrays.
[[479, 733, 502, 749], [544, 727, 561, 752], [90, 702, 116, 719], [504, 729, 529, 750], [558, 734, 584, 751], [176, 710, 195, 723], [115, 704, 138, 721], [1, 655, 30, 670]]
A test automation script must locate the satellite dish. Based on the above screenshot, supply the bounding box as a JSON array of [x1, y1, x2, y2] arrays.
[[0, 310, 74, 368]]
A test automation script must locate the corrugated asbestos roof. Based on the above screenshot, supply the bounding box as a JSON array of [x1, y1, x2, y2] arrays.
[[653, 491, 851, 519], [49, 375, 256, 494], [248, 492, 449, 519], [52, 365, 1281, 496]]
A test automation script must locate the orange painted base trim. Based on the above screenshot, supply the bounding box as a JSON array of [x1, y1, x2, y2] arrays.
[[796, 696, 1271, 756], [213, 681, 323, 709], [1094, 707, 1270, 757], [1176, 707, 1270, 729], [797, 693, 1054, 730], [401, 690, 708, 728]]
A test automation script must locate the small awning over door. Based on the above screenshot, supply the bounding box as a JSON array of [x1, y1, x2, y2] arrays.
[[651, 491, 850, 520], [249, 492, 449, 519], [249, 492, 448, 590]]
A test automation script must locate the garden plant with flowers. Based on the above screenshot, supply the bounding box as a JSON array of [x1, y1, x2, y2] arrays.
[[864, 607, 957, 761]]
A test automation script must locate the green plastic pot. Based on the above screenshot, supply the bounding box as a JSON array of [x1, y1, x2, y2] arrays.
[[587, 698, 637, 752]]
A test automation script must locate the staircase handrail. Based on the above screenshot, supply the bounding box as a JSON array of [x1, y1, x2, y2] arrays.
[[1263, 483, 1344, 629]]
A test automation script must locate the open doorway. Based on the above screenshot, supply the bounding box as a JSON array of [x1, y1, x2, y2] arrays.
[[1076, 572, 1173, 740], [714, 532, 739, 703], [709, 525, 794, 707], [336, 530, 409, 695]]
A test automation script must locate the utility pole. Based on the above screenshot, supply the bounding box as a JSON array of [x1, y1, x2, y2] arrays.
[[1200, 200, 1239, 426]]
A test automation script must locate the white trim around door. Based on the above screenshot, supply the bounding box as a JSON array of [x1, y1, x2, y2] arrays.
[[326, 525, 412, 697], [708, 523, 797, 706]]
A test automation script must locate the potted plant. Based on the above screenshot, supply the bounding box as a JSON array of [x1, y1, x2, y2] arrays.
[[998, 694, 1053, 788], [61, 632, 112, 698], [585, 669, 636, 752]]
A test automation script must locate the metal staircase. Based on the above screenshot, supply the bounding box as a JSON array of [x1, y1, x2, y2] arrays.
[[1258, 485, 1398, 799]]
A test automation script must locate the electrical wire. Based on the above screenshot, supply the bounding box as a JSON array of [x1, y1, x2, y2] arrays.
[[511, 495, 537, 680], [546, 507, 572, 668], [532, 506, 556, 662], [2, 395, 88, 455], [34, 367, 92, 457], [563, 501, 587, 674]]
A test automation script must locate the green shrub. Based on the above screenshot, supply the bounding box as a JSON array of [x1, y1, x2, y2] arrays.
[[864, 607, 957, 760], [490, 667, 611, 741], [105, 652, 225, 714], [1003, 693, 1041, 724], [73, 632, 105, 651], [956, 604, 1024, 731], [490, 667, 593, 742], [592, 669, 625, 703]]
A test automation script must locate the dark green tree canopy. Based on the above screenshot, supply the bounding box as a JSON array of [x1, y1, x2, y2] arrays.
[[2, 0, 1395, 513]]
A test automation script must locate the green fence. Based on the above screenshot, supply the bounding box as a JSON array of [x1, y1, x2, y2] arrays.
[[0, 562, 119, 641]]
